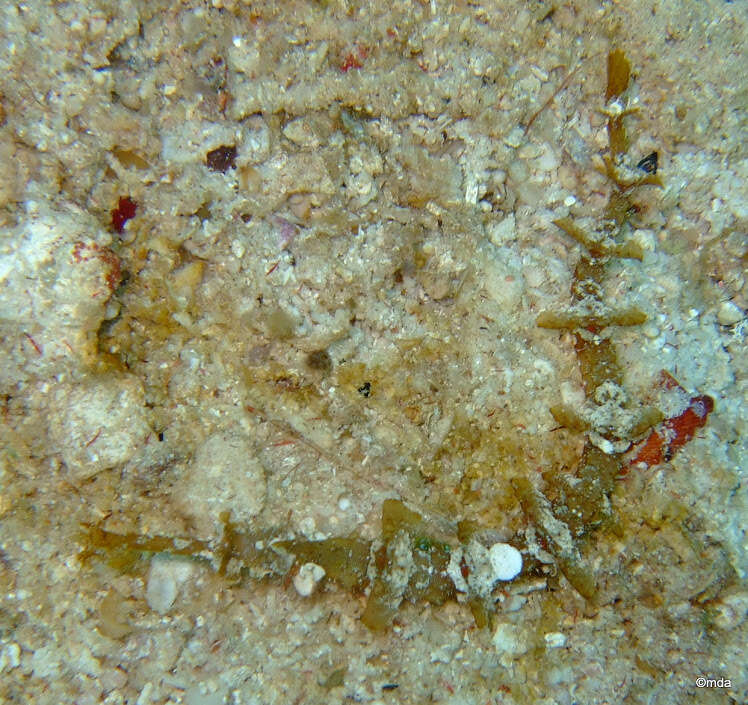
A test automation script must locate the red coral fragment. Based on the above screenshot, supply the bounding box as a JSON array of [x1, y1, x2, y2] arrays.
[[341, 53, 363, 72], [340, 45, 367, 73], [111, 196, 137, 233], [621, 372, 714, 474]]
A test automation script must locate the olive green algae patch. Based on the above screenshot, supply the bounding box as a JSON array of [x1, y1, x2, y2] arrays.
[[79, 498, 529, 632]]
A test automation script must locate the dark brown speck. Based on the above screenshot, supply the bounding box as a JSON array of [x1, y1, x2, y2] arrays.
[[206, 145, 237, 173]]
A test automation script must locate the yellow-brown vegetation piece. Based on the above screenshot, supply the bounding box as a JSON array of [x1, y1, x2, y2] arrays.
[[573, 332, 623, 392], [605, 49, 631, 102], [607, 117, 628, 159], [601, 48, 664, 191], [111, 147, 150, 170], [278, 537, 372, 593], [536, 308, 647, 330], [523, 48, 666, 601], [79, 522, 213, 573], [605, 49, 631, 157], [511, 476, 597, 601], [553, 217, 643, 260], [80, 495, 535, 632], [544, 444, 620, 538], [549, 403, 663, 441], [602, 154, 663, 190], [361, 499, 455, 630]]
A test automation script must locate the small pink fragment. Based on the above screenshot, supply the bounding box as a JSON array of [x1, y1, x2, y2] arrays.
[[274, 216, 298, 250]]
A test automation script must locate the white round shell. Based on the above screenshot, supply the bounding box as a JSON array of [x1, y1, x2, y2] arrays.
[[488, 543, 523, 581]]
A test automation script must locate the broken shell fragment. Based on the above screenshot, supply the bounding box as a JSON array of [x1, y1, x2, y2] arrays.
[[293, 562, 326, 597]]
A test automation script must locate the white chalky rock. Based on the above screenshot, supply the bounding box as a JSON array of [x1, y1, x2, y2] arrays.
[[489, 542, 523, 581], [493, 622, 529, 656], [487, 212, 516, 246], [717, 301, 743, 326], [49, 373, 151, 480], [160, 119, 239, 165], [544, 631, 567, 648], [0, 200, 120, 376], [292, 562, 326, 597], [146, 556, 194, 614], [176, 429, 267, 529], [0, 642, 21, 671], [282, 117, 321, 148], [481, 243, 525, 314]]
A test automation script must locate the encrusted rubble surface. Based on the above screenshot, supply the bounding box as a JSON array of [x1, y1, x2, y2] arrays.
[[0, 1, 745, 704]]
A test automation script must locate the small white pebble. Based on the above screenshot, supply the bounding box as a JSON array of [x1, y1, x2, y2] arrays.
[[717, 301, 743, 326], [712, 592, 748, 630], [231, 239, 245, 259], [298, 516, 317, 538], [337, 497, 351, 511], [146, 556, 193, 614], [89, 17, 107, 35], [184, 686, 225, 705], [563, 195, 576, 207], [465, 180, 479, 204], [518, 143, 542, 160], [136, 682, 154, 705], [535, 144, 559, 172], [632, 228, 656, 252], [503, 126, 524, 149], [487, 213, 516, 246], [489, 542, 523, 581], [591, 433, 616, 455], [293, 562, 326, 597], [0, 642, 21, 671], [544, 632, 567, 648], [530, 65, 549, 82]]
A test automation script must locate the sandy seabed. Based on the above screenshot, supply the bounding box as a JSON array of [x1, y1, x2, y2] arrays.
[[0, 1, 745, 704]]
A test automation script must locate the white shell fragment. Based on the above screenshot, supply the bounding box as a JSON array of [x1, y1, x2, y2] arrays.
[[489, 542, 523, 581], [717, 301, 743, 326], [146, 556, 194, 614], [292, 562, 326, 597], [447, 539, 523, 596]]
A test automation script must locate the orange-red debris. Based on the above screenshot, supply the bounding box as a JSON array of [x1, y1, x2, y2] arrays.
[[111, 196, 137, 233], [340, 45, 367, 72], [98, 247, 122, 292], [621, 372, 714, 474], [23, 332, 43, 356], [72, 241, 94, 263], [341, 53, 363, 72], [71, 241, 122, 293]]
